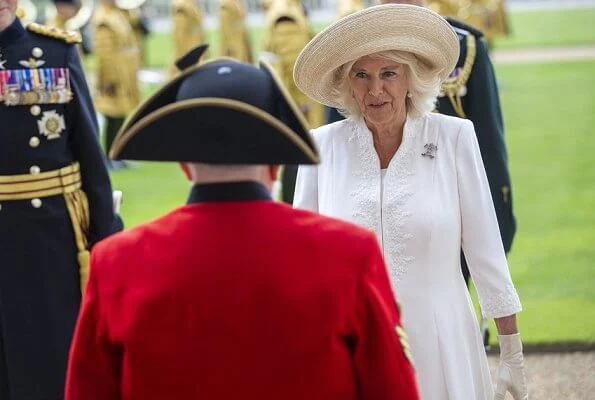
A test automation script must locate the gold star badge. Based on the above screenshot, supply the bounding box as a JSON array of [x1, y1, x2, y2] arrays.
[[37, 110, 65, 140]]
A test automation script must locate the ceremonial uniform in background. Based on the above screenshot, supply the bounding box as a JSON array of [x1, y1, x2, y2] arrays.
[[338, 0, 364, 18], [65, 54, 419, 400], [263, 0, 317, 202], [171, 0, 206, 63], [263, 0, 325, 127], [91, 1, 140, 166], [219, 0, 252, 62], [483, 0, 511, 42], [263, 0, 310, 110], [0, 19, 120, 400], [429, 0, 511, 47], [121, 7, 151, 66]]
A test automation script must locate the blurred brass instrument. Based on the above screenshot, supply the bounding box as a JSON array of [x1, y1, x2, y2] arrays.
[[115, 0, 148, 10], [16, 0, 38, 24], [45, 0, 95, 31]]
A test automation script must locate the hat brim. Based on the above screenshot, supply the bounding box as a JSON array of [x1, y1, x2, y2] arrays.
[[293, 4, 459, 109]]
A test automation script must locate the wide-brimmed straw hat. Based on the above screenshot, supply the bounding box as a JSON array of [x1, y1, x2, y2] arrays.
[[293, 4, 460, 109], [110, 45, 318, 165]]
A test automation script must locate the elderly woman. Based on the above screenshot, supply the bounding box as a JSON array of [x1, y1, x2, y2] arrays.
[[293, 5, 527, 400]]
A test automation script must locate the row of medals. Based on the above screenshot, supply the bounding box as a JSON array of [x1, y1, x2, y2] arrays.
[[0, 67, 73, 106]]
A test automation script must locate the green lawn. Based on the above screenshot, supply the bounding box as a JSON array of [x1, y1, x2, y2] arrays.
[[84, 8, 595, 70], [494, 8, 595, 49], [110, 59, 595, 344], [470, 59, 595, 344]]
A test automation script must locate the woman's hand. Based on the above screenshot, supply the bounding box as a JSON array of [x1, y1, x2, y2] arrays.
[[494, 333, 528, 400]]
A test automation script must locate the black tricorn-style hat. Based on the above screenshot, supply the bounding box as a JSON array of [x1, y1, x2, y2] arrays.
[[110, 45, 319, 165]]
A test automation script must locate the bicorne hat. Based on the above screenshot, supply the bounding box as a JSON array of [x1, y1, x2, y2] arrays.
[[110, 45, 319, 165]]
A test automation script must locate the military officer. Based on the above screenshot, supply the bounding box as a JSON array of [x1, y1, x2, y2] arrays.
[[0, 1, 121, 398], [219, 0, 252, 63], [92, 0, 140, 170], [170, 0, 206, 75], [263, 0, 310, 113], [65, 47, 420, 399]]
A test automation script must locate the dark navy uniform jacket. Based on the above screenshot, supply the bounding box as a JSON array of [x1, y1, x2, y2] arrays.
[[323, 19, 516, 255], [0, 18, 119, 400]]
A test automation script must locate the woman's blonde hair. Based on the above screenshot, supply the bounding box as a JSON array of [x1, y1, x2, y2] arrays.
[[330, 50, 442, 119]]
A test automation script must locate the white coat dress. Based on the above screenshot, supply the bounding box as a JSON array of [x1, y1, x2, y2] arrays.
[[293, 113, 522, 399]]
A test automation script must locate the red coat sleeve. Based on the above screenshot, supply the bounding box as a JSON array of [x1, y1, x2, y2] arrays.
[[351, 236, 419, 399], [65, 252, 121, 400]]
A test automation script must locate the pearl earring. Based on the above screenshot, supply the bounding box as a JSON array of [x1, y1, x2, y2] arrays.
[[407, 92, 413, 98]]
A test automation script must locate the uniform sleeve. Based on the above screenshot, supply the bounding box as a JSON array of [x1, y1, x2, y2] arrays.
[[66, 44, 121, 245], [351, 235, 419, 399], [465, 38, 516, 252], [65, 252, 121, 399], [292, 163, 318, 211], [94, 25, 119, 96], [456, 120, 522, 318]]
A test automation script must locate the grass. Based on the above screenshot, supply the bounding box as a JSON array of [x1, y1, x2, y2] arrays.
[[110, 59, 595, 344], [494, 8, 595, 49], [469, 59, 595, 344], [84, 8, 595, 70]]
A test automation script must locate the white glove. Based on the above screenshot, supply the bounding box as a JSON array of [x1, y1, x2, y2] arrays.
[[494, 333, 528, 400]]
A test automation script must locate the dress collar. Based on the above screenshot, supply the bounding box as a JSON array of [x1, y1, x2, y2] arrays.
[[0, 18, 25, 48], [187, 181, 272, 204]]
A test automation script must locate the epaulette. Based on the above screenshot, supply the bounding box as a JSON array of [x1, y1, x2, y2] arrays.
[[446, 17, 484, 38], [441, 32, 476, 118], [26, 22, 82, 44]]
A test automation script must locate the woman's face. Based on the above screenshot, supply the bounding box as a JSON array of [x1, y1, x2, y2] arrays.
[[349, 55, 409, 127], [0, 0, 18, 31]]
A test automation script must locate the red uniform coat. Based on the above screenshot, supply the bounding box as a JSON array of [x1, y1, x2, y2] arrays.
[[65, 182, 419, 399]]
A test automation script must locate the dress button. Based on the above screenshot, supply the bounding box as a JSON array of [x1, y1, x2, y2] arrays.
[[31, 198, 42, 208], [32, 47, 43, 58], [30, 165, 41, 175], [30, 105, 41, 116], [29, 136, 40, 148]]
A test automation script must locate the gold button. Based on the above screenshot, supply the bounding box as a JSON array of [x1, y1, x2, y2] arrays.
[[30, 165, 41, 175], [29, 137, 40, 148], [30, 105, 41, 116], [31, 198, 42, 208], [32, 47, 43, 58]]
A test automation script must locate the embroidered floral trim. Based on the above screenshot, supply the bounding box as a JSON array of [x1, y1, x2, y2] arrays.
[[384, 123, 416, 283], [348, 118, 416, 284], [348, 119, 379, 232], [479, 283, 522, 318]]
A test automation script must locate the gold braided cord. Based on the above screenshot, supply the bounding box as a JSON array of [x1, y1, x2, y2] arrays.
[[63, 189, 91, 294], [441, 33, 476, 118], [0, 163, 79, 183], [26, 22, 82, 44]]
